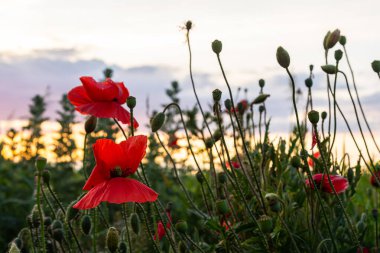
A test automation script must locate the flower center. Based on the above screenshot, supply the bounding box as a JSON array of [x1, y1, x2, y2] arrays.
[[110, 166, 131, 178]]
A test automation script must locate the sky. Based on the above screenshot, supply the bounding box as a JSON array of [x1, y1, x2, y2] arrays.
[[1, 0, 380, 159]]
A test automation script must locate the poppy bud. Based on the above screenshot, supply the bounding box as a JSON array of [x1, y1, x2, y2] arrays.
[[130, 213, 141, 235], [218, 172, 227, 184], [290, 156, 301, 168], [258, 215, 273, 233], [265, 193, 282, 213], [339, 35, 347, 46], [252, 94, 270, 104], [259, 79, 265, 88], [42, 170, 50, 185], [179, 241, 188, 253], [276, 46, 290, 68], [309, 65, 314, 72], [216, 200, 229, 215], [321, 65, 337, 74], [106, 227, 119, 253], [305, 78, 313, 88], [347, 167, 354, 184], [237, 102, 245, 114], [323, 31, 331, 50], [52, 220, 63, 230], [8, 242, 20, 253], [212, 40, 222, 54], [259, 105, 265, 113], [30, 205, 40, 228], [371, 60, 380, 73], [85, 116, 97, 134], [205, 138, 213, 149], [212, 89, 222, 102], [151, 112, 165, 132], [35, 156, 47, 172], [119, 242, 128, 253], [52, 229, 64, 242], [308, 110, 319, 125], [66, 201, 79, 222], [175, 220, 188, 233], [185, 20, 192, 30], [334, 49, 343, 62], [224, 99, 232, 111], [103, 68, 113, 78], [81, 215, 92, 235], [12, 237, 23, 250], [321, 111, 327, 120], [327, 29, 341, 49], [126, 96, 136, 109], [196, 171, 204, 184], [213, 129, 222, 142]]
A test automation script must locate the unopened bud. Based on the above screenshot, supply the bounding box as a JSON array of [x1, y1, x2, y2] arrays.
[[339, 35, 346, 46], [334, 49, 343, 62], [321, 111, 327, 120], [321, 65, 337, 74], [126, 96, 136, 109], [216, 200, 229, 215], [259, 105, 265, 113], [224, 99, 232, 111], [213, 129, 222, 142], [371, 60, 380, 73], [276, 46, 290, 68], [9, 242, 20, 253], [196, 171, 204, 184], [327, 29, 341, 49], [309, 65, 314, 72], [130, 213, 141, 235], [218, 172, 227, 184], [323, 31, 331, 50], [259, 79, 265, 88], [106, 227, 120, 253], [52, 229, 64, 242], [305, 78, 313, 88], [212, 40, 222, 54], [66, 201, 79, 222], [252, 94, 270, 104], [35, 156, 47, 172], [175, 221, 188, 233], [85, 116, 97, 134], [347, 168, 354, 184], [81, 215, 92, 235], [290, 156, 301, 168], [205, 138, 213, 149], [265, 193, 282, 213], [258, 215, 273, 233], [308, 110, 320, 124], [185, 20, 192, 30], [212, 89, 222, 102], [151, 112, 165, 132], [52, 220, 63, 230]]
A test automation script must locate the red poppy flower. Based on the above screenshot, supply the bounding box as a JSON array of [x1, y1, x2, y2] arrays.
[[168, 135, 179, 149], [226, 161, 240, 169], [308, 151, 320, 167], [154, 211, 172, 241], [305, 173, 349, 194], [310, 131, 317, 150], [370, 171, 380, 187], [68, 76, 139, 128], [73, 136, 157, 209], [356, 247, 370, 253]]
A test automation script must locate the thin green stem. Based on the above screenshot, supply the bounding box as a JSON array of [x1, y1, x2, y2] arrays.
[[82, 133, 88, 179], [36, 171, 46, 253], [279, 215, 301, 253], [122, 204, 133, 253]]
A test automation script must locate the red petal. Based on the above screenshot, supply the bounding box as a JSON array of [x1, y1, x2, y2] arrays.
[[119, 135, 147, 174], [311, 132, 317, 150], [67, 86, 93, 106], [114, 81, 129, 104], [154, 222, 166, 241], [74, 181, 108, 209], [80, 76, 120, 102]]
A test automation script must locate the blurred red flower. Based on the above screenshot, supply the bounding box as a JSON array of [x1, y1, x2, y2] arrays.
[[74, 136, 158, 209], [226, 161, 240, 169], [305, 173, 349, 194], [370, 171, 380, 187], [310, 131, 317, 150], [308, 151, 320, 167], [68, 76, 139, 128], [168, 134, 179, 149], [154, 211, 172, 241]]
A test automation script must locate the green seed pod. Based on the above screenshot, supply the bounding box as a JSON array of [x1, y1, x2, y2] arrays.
[[8, 242, 20, 253], [276, 46, 290, 68], [290, 156, 301, 168], [347, 167, 354, 184], [323, 31, 331, 50], [81, 215, 92, 235], [52, 229, 64, 242], [213, 129, 222, 142], [258, 79, 265, 88], [205, 138, 213, 149], [103, 68, 113, 78], [52, 220, 63, 230], [252, 94, 270, 104], [339, 35, 346, 46], [305, 78, 313, 88], [224, 99, 232, 111], [130, 213, 141, 235], [85, 115, 97, 134], [308, 110, 320, 124], [185, 20, 192, 30], [151, 112, 165, 132], [179, 241, 188, 253], [119, 241, 128, 253], [212, 40, 222, 54], [196, 171, 204, 184], [42, 170, 50, 185], [371, 60, 380, 73], [35, 156, 47, 172], [321, 111, 327, 120], [258, 215, 273, 233], [126, 96, 136, 109], [334, 49, 343, 62], [106, 227, 120, 253], [321, 65, 337, 74], [216, 200, 229, 215], [327, 29, 341, 49], [218, 172, 227, 184], [66, 201, 79, 222], [212, 89, 222, 102], [175, 220, 188, 234]]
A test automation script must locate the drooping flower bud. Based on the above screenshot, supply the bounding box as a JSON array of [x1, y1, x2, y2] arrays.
[[175, 221, 188, 233], [212, 40, 222, 54], [252, 94, 270, 104], [212, 89, 222, 102], [85, 116, 97, 134], [305, 78, 313, 88], [276, 46, 290, 68], [323, 31, 331, 50], [126, 96, 136, 109], [308, 110, 320, 125], [66, 201, 79, 222], [106, 227, 120, 253], [216, 200, 229, 215], [258, 215, 273, 233], [81, 215, 92, 235], [321, 65, 337, 74], [130, 213, 141, 235], [334, 49, 343, 62], [224, 99, 232, 111], [259, 79, 265, 88], [218, 172, 227, 184], [151, 112, 165, 132], [321, 111, 327, 120], [326, 29, 341, 49], [103, 68, 113, 78], [35, 156, 47, 172], [371, 60, 380, 73], [196, 171, 204, 184]]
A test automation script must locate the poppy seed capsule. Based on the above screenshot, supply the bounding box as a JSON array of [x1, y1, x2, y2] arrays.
[[175, 221, 188, 233], [308, 110, 319, 124], [42, 170, 50, 185], [196, 171, 204, 184], [321, 111, 327, 120], [305, 78, 313, 88], [258, 215, 273, 234], [126, 96, 136, 109], [218, 172, 227, 184], [119, 241, 128, 253], [216, 200, 229, 215], [212, 40, 222, 54], [339, 35, 347, 46], [321, 65, 337, 74], [212, 89, 222, 102], [259, 79, 265, 88], [81, 215, 92, 235], [252, 94, 270, 104], [85, 116, 97, 134], [334, 49, 343, 62], [276, 46, 290, 68], [35, 156, 47, 172], [106, 227, 119, 253], [213, 129, 222, 142], [151, 112, 165, 132], [371, 60, 380, 73], [224, 99, 232, 111], [130, 213, 141, 235]]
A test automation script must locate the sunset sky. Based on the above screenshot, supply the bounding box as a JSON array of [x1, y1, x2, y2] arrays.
[[1, 0, 380, 159]]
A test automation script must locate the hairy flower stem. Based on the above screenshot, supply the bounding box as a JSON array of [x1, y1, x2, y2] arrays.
[[136, 203, 161, 253], [82, 133, 88, 179], [325, 50, 332, 140], [122, 204, 133, 253], [216, 54, 267, 213], [36, 171, 46, 253], [184, 234, 206, 253], [156, 133, 206, 217], [343, 45, 380, 153], [285, 68, 338, 252], [41, 186, 56, 219], [328, 61, 339, 160]]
